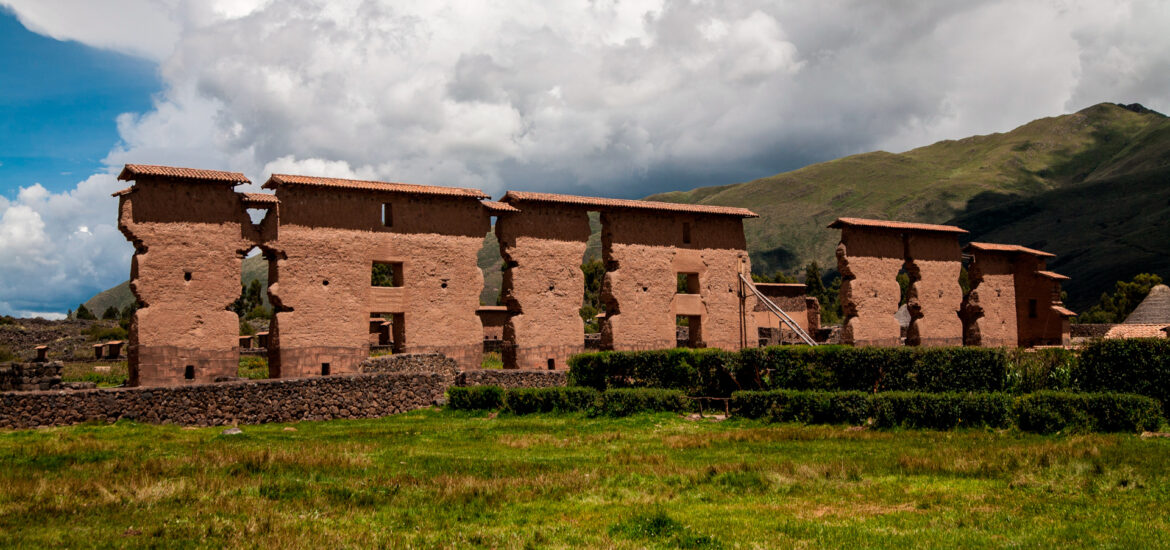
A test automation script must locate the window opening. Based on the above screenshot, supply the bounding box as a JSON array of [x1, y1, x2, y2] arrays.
[[321, 363, 331, 376], [381, 203, 393, 227], [372, 262, 404, 287], [683, 222, 691, 244], [184, 365, 195, 380]]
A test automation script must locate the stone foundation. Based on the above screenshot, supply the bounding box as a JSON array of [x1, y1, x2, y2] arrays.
[[0, 361, 62, 391], [456, 369, 568, 388]]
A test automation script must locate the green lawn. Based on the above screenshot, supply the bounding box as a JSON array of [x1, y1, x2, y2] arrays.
[[1, 410, 1167, 548]]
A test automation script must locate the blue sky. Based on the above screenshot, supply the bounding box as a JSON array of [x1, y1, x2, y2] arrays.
[[0, 7, 158, 195]]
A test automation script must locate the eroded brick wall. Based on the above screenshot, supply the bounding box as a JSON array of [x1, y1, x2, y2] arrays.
[[118, 180, 257, 385], [963, 252, 1018, 347], [904, 232, 963, 346], [496, 204, 591, 369], [837, 227, 904, 346], [268, 188, 487, 376], [600, 211, 754, 352]]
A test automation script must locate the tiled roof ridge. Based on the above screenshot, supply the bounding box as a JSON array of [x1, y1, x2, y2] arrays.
[[965, 241, 1056, 257], [263, 173, 489, 199], [828, 217, 968, 234], [118, 164, 250, 184], [500, 190, 758, 218]]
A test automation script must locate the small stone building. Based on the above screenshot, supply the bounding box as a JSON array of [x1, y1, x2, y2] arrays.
[[831, 218, 966, 347]]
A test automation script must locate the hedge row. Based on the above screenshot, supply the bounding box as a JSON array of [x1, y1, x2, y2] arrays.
[[567, 346, 1009, 397], [1079, 338, 1170, 415], [731, 390, 1162, 433], [447, 386, 687, 417]]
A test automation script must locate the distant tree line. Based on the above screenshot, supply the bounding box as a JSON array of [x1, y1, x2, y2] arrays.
[[1075, 273, 1163, 324]]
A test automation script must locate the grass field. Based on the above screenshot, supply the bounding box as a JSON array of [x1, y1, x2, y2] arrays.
[[1, 410, 1167, 548]]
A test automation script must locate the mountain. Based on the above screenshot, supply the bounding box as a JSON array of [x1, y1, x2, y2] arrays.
[[84, 102, 1170, 313], [648, 102, 1170, 310]]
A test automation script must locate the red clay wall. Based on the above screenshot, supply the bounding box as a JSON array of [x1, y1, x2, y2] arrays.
[[268, 187, 487, 377], [837, 227, 903, 346], [117, 179, 257, 386], [495, 205, 591, 369], [962, 252, 1018, 347], [751, 283, 811, 335], [600, 211, 754, 351], [904, 232, 963, 346], [1013, 256, 1067, 346]]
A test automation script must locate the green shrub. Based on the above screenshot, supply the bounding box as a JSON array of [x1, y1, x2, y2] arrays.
[[504, 387, 598, 414], [569, 346, 1009, 396], [1077, 338, 1170, 415], [0, 345, 15, 362], [871, 392, 1013, 430], [82, 324, 128, 342], [730, 390, 871, 424], [1007, 348, 1076, 393], [1015, 392, 1163, 434], [447, 386, 505, 410], [595, 388, 690, 417], [238, 356, 268, 379]]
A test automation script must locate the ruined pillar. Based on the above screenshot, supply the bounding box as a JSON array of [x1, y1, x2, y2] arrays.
[[114, 164, 255, 386], [494, 202, 591, 369], [962, 243, 1023, 347], [904, 231, 964, 346], [833, 223, 904, 347]]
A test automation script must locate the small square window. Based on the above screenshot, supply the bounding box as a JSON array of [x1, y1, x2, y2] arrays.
[[372, 262, 404, 287]]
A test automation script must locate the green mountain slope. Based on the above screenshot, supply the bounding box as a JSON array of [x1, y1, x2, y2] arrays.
[[647, 102, 1170, 309]]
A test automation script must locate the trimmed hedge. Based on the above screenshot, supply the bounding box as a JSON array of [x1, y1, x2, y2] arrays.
[[504, 387, 599, 414], [569, 346, 1009, 397], [447, 385, 504, 410], [1078, 338, 1170, 414], [594, 388, 690, 417], [731, 390, 1159, 433], [871, 392, 1013, 430], [731, 390, 872, 425], [1015, 392, 1162, 434]]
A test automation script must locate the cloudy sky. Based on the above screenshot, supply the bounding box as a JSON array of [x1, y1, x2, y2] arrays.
[[1, 0, 1168, 318]]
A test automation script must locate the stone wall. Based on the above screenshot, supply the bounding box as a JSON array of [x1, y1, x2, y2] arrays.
[[0, 361, 62, 391], [904, 232, 963, 346], [455, 369, 568, 388], [359, 353, 459, 380], [0, 372, 444, 429], [963, 251, 1019, 347]]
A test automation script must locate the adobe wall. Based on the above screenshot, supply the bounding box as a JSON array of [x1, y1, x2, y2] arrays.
[[476, 307, 509, 341], [117, 180, 259, 386], [600, 210, 754, 351], [962, 252, 1018, 347], [0, 373, 445, 429], [1013, 256, 1067, 346], [495, 205, 591, 369], [268, 187, 487, 377], [837, 227, 903, 346], [904, 232, 963, 346]]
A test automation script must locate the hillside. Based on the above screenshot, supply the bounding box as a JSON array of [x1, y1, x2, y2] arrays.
[[648, 102, 1170, 309]]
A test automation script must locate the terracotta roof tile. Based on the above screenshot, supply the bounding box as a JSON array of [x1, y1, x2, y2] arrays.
[[240, 192, 279, 205], [965, 242, 1056, 257], [118, 164, 250, 184], [1051, 305, 1076, 317], [110, 187, 135, 197], [1103, 324, 1166, 339], [829, 217, 967, 234], [263, 174, 489, 199], [500, 191, 758, 217], [482, 201, 520, 213], [1036, 270, 1070, 281]]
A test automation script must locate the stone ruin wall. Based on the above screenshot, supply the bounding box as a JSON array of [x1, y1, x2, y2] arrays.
[[904, 232, 963, 346], [495, 204, 591, 370], [117, 179, 260, 386], [837, 227, 904, 347], [268, 187, 487, 377], [600, 210, 755, 352], [962, 252, 1018, 347]]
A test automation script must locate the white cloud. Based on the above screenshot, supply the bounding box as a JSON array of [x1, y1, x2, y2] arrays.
[[2, 0, 1170, 316]]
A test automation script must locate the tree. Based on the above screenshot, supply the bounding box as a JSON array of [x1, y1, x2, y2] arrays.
[[580, 260, 605, 332], [1075, 273, 1164, 323], [230, 280, 265, 317], [75, 304, 96, 320], [102, 306, 120, 320], [752, 270, 797, 283], [803, 262, 842, 324]]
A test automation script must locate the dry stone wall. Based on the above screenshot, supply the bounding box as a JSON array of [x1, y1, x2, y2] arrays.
[[0, 373, 444, 429], [456, 369, 567, 388], [0, 362, 62, 391]]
